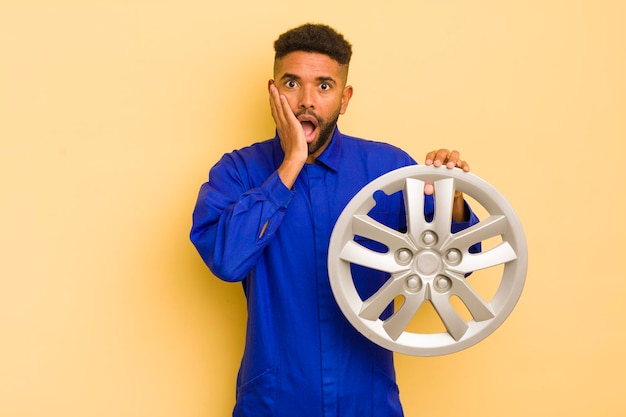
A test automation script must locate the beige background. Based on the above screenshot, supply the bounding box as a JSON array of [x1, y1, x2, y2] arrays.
[[1, 1, 625, 416]]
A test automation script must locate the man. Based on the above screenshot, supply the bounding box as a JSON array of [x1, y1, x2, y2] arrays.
[[191, 23, 478, 417]]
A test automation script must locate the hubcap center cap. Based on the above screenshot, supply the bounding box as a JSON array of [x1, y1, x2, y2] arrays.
[[415, 251, 441, 275]]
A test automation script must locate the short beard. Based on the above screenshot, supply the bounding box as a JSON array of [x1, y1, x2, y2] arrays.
[[305, 110, 340, 156]]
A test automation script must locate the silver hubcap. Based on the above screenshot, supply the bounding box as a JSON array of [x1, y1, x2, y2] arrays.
[[328, 165, 528, 356]]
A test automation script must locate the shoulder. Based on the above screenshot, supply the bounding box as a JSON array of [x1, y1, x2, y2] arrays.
[[224, 137, 278, 161], [209, 137, 281, 185], [214, 138, 280, 169], [339, 133, 417, 166]]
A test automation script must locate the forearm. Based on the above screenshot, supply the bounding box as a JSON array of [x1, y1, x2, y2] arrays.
[[191, 170, 293, 281], [452, 191, 469, 222], [450, 198, 481, 254], [277, 157, 305, 190]]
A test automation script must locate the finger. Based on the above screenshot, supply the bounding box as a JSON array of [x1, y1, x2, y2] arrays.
[[424, 182, 434, 195], [445, 150, 471, 171], [424, 150, 437, 166], [433, 149, 450, 167], [457, 160, 470, 172], [269, 84, 284, 126], [270, 85, 299, 137], [271, 84, 298, 128], [279, 93, 297, 125], [445, 150, 461, 168]]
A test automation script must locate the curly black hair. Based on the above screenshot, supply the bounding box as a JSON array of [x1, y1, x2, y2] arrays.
[[274, 23, 352, 65]]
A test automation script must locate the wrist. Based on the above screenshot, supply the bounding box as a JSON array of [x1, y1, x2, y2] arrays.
[[278, 158, 305, 189]]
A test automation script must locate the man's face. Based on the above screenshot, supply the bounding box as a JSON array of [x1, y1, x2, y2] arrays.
[[272, 51, 353, 159]]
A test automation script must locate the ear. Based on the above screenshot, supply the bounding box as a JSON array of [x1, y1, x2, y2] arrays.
[[268, 79, 275, 92], [340, 85, 354, 115]]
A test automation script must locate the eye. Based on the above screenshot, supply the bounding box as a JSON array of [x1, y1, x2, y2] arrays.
[[286, 80, 298, 88], [320, 83, 331, 91]]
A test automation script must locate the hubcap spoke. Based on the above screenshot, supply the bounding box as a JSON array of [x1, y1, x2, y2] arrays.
[[447, 273, 495, 321], [431, 178, 455, 234], [352, 214, 415, 253], [338, 240, 406, 273], [383, 289, 427, 341], [359, 272, 412, 321], [431, 290, 470, 341], [441, 214, 508, 251], [452, 242, 518, 274], [404, 178, 427, 239]]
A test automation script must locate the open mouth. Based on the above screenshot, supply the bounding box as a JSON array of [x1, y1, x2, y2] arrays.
[[298, 115, 318, 143], [301, 121, 316, 141]]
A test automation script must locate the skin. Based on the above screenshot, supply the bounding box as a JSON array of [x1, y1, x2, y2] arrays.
[[269, 51, 469, 222]]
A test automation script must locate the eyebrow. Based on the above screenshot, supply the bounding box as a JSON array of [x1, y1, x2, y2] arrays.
[[280, 73, 337, 85]]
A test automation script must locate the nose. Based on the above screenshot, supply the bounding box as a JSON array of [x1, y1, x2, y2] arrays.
[[298, 86, 315, 110]]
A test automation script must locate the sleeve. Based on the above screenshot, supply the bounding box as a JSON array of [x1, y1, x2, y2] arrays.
[[190, 153, 294, 282]]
